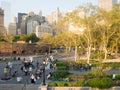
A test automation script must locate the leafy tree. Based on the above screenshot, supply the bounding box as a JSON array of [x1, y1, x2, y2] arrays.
[[0, 35, 6, 42], [26, 33, 39, 43], [19, 34, 28, 41], [96, 4, 120, 59]]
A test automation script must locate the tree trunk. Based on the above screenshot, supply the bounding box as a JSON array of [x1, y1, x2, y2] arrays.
[[87, 45, 91, 64], [75, 46, 77, 62], [115, 42, 118, 58], [104, 47, 107, 60]]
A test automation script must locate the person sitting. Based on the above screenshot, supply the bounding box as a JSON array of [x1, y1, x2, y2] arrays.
[[31, 74, 36, 84], [17, 77, 22, 83], [12, 71, 18, 77]]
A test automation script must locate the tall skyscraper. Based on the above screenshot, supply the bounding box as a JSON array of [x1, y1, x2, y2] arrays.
[[46, 8, 65, 25], [0, 1, 11, 26], [17, 13, 27, 29], [0, 8, 5, 35], [98, 0, 119, 11]]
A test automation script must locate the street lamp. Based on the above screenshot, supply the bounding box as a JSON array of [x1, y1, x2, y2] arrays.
[[11, 41, 13, 60], [42, 60, 46, 85]]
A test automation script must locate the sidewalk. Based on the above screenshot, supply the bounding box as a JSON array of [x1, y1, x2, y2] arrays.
[[69, 70, 91, 75]]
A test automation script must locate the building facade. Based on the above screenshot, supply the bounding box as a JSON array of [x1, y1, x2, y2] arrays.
[[18, 13, 27, 28], [0, 8, 5, 35], [46, 8, 65, 25], [0, 1, 11, 26], [20, 12, 45, 34], [0, 43, 49, 56], [17, 13, 27, 34], [36, 22, 53, 37], [20, 11, 53, 37], [8, 22, 17, 35], [98, 0, 119, 11]]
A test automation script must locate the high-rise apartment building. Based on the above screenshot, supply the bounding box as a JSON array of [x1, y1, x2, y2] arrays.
[[0, 8, 5, 35], [17, 13, 27, 35], [46, 8, 65, 25], [0, 1, 11, 26], [17, 13, 27, 29], [98, 0, 119, 11], [7, 17, 17, 35], [8, 22, 17, 35]]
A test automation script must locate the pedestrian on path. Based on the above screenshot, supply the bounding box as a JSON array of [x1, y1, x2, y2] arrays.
[[4, 67, 8, 77]]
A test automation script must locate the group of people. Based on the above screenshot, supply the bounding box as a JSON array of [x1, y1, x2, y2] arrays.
[[21, 57, 42, 84], [3, 61, 17, 80], [21, 56, 55, 84], [69, 63, 92, 71], [2, 55, 55, 84]]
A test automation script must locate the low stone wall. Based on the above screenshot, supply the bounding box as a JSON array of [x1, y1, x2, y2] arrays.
[[48, 87, 90, 90], [48, 87, 120, 90], [0, 84, 39, 90], [0, 85, 120, 90], [0, 43, 49, 56]]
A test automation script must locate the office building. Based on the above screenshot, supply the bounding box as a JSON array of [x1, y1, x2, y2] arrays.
[[0, 8, 5, 35], [16, 13, 27, 34], [18, 11, 53, 37], [35, 22, 53, 38], [8, 22, 17, 35], [0, 1, 11, 26], [8, 17, 17, 35], [18, 13, 27, 28], [46, 8, 65, 25]]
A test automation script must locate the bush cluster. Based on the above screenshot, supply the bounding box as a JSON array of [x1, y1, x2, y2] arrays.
[[85, 77, 114, 89], [51, 61, 70, 81], [48, 80, 83, 87], [115, 74, 120, 80], [49, 77, 114, 89], [55, 61, 68, 67], [102, 62, 120, 68], [51, 70, 70, 81]]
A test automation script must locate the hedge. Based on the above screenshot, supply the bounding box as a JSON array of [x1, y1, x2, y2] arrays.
[[85, 77, 114, 89], [48, 80, 83, 87], [51, 70, 70, 81]]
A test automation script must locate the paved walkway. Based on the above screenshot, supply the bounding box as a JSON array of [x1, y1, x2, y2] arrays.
[[0, 56, 54, 85]]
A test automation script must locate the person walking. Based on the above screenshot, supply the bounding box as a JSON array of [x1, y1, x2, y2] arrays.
[[4, 67, 8, 77]]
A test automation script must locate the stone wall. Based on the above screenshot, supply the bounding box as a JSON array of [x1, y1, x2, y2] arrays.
[[48, 87, 120, 90], [0, 85, 120, 90], [0, 43, 49, 56], [0, 84, 39, 90]]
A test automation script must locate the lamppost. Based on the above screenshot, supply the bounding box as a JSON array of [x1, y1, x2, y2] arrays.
[[42, 60, 46, 85], [11, 41, 13, 60]]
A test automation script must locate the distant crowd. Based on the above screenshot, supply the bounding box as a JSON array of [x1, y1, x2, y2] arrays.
[[2, 55, 56, 84]]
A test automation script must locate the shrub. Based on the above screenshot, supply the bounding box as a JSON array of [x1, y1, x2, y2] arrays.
[[56, 61, 68, 67], [91, 67, 103, 77], [75, 80, 83, 86], [48, 82, 65, 87], [48, 81, 83, 87], [57, 66, 67, 70], [56, 82, 64, 86], [102, 63, 120, 68], [85, 77, 114, 89], [51, 70, 70, 80], [64, 82, 71, 86], [48, 82, 58, 86], [115, 74, 120, 80]]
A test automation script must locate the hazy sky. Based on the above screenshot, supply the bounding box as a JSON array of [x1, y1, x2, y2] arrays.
[[1, 0, 98, 16], [0, 0, 98, 25]]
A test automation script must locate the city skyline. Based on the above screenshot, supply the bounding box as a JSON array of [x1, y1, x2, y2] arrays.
[[0, 0, 98, 23]]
